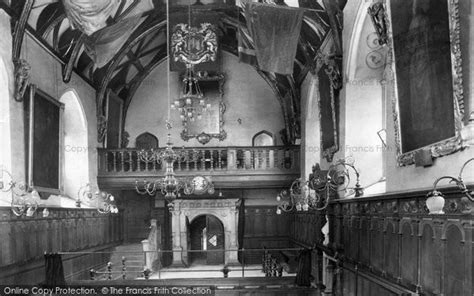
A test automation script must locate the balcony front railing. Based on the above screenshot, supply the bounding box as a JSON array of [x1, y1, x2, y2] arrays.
[[98, 145, 300, 175]]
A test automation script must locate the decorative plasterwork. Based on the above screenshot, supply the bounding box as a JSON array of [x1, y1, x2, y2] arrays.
[[171, 23, 218, 65], [13, 59, 31, 102], [385, 0, 467, 166], [97, 115, 107, 144], [367, 2, 388, 46]]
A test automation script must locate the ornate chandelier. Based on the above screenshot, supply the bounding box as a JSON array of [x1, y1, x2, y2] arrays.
[[170, 64, 210, 122], [135, 122, 215, 201], [276, 157, 363, 214]]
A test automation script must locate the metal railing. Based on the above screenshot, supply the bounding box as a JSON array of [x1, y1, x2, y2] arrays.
[[57, 247, 304, 280]]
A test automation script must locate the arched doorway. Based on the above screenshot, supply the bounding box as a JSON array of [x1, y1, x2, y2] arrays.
[[59, 90, 89, 198], [169, 199, 240, 266], [188, 215, 224, 265]]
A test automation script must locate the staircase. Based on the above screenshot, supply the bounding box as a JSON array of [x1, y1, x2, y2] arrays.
[[96, 243, 146, 280]]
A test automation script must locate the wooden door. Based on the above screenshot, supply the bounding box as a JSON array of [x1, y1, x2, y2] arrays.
[[189, 216, 206, 264], [206, 215, 224, 265]]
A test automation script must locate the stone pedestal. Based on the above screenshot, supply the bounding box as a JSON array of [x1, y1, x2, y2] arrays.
[[169, 199, 240, 266]]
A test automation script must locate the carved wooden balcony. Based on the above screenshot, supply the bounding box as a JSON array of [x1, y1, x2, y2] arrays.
[[97, 146, 300, 190]]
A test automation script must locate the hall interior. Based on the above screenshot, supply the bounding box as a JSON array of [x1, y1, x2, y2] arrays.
[[0, 0, 473, 295]]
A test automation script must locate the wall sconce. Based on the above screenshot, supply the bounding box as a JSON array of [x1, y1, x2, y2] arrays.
[[276, 157, 363, 214], [77, 184, 119, 214], [426, 158, 474, 214], [1, 168, 39, 217]]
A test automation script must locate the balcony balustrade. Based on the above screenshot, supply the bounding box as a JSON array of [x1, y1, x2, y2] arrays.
[[97, 146, 300, 189]]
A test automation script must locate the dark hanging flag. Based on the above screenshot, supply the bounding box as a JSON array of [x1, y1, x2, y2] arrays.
[[295, 248, 312, 287], [237, 1, 258, 66], [44, 253, 65, 286], [237, 24, 258, 67], [245, 3, 304, 75], [168, 10, 220, 72]]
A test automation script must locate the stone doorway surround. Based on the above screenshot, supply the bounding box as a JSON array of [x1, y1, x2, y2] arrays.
[[169, 199, 240, 266]]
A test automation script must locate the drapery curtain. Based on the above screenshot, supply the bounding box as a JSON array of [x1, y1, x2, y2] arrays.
[[85, 14, 143, 68], [44, 253, 65, 286], [63, 0, 121, 36], [63, 0, 154, 67], [237, 198, 245, 263], [295, 248, 312, 287], [244, 3, 304, 75]]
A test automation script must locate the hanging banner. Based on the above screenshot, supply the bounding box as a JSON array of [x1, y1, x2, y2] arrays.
[[168, 10, 220, 72], [245, 3, 304, 75]]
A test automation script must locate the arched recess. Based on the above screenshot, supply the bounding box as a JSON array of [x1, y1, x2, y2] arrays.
[[169, 199, 239, 266], [135, 132, 159, 149], [252, 131, 275, 169], [188, 214, 225, 265], [343, 1, 387, 195], [252, 130, 275, 146], [60, 89, 89, 199], [0, 57, 14, 205], [420, 224, 441, 294], [300, 76, 321, 179], [400, 222, 417, 284], [444, 224, 466, 295]]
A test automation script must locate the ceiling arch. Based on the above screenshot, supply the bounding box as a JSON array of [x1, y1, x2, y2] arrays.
[[6, 0, 335, 144]]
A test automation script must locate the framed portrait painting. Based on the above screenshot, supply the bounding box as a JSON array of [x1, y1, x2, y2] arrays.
[[26, 85, 64, 194], [387, 0, 465, 166]]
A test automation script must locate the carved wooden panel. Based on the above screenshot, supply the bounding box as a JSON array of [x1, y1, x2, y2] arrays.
[[242, 207, 291, 264], [324, 189, 473, 295], [445, 225, 465, 296], [0, 208, 123, 270], [400, 222, 417, 285]]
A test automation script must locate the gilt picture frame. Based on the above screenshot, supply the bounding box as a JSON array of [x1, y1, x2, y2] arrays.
[[180, 73, 227, 145], [386, 0, 465, 166]]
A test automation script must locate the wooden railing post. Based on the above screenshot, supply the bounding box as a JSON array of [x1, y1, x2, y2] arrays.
[[97, 146, 300, 177], [228, 149, 237, 170]]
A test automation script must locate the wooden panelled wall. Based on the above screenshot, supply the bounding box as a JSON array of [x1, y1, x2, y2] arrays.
[[244, 206, 291, 248], [243, 206, 291, 263], [321, 188, 473, 296], [0, 207, 123, 284]]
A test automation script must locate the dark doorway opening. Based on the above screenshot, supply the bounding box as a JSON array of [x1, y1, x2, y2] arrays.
[[188, 215, 224, 265]]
